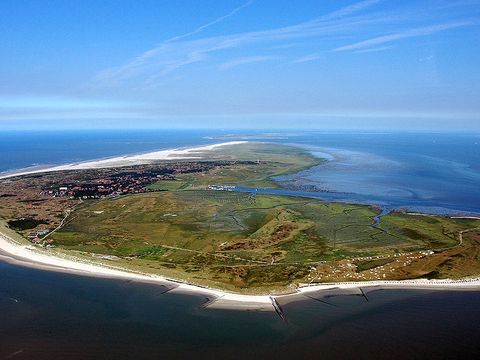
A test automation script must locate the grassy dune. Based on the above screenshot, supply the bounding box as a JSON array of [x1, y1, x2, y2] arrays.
[[50, 190, 480, 293]]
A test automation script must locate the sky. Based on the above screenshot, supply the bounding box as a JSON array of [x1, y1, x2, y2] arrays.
[[1, 0, 479, 130]]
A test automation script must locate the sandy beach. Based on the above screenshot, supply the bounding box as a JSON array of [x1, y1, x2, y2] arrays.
[[0, 141, 247, 180], [0, 228, 273, 309], [1, 226, 479, 312]]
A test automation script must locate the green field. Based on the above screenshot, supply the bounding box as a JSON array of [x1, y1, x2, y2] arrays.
[[150, 142, 323, 190], [147, 180, 189, 191], [42, 143, 480, 293], [50, 190, 479, 292]]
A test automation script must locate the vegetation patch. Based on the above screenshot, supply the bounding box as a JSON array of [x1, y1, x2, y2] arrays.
[[8, 218, 49, 231], [355, 257, 395, 272], [49, 189, 479, 292]]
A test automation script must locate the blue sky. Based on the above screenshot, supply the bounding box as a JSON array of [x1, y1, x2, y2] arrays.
[[1, 0, 479, 130]]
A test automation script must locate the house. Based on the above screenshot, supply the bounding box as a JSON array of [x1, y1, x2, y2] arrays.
[[36, 229, 50, 236]]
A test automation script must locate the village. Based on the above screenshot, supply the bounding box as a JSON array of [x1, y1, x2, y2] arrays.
[[41, 171, 175, 199], [0, 160, 262, 251], [40, 160, 255, 199]]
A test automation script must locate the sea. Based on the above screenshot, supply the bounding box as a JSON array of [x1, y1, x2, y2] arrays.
[[1, 129, 480, 359], [1, 129, 479, 215]]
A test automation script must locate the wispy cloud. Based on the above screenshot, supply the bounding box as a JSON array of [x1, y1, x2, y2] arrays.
[[333, 21, 472, 52], [354, 45, 393, 53], [291, 54, 322, 63], [91, 0, 383, 87], [219, 55, 272, 70], [165, 0, 254, 43], [90, 0, 476, 89], [322, 0, 381, 20], [419, 55, 435, 62]]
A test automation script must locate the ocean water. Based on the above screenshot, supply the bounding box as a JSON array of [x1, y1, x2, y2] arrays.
[[1, 129, 479, 215], [1, 260, 479, 360], [0, 129, 222, 173], [271, 132, 480, 215], [1, 129, 480, 359]]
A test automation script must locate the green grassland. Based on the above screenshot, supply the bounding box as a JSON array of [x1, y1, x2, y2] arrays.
[[50, 190, 479, 292], [44, 143, 480, 293], [148, 142, 323, 190], [147, 180, 189, 191]]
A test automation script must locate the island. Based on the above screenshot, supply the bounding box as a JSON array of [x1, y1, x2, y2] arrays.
[[1, 142, 479, 303]]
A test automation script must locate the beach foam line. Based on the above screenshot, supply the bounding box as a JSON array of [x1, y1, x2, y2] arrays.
[[0, 141, 248, 180]]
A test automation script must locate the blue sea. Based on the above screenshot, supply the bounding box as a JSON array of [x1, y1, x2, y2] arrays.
[[273, 131, 480, 215], [1, 129, 480, 359], [1, 129, 479, 215], [1, 259, 480, 359]]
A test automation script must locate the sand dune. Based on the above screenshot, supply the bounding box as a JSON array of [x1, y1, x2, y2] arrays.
[[0, 141, 247, 179]]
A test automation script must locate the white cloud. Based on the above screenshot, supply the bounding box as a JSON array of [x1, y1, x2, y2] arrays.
[[89, 0, 475, 89], [91, 0, 383, 87], [219, 55, 272, 70], [354, 45, 393, 53], [165, 0, 254, 43], [419, 55, 435, 62], [291, 54, 322, 63], [322, 0, 381, 20], [333, 21, 472, 52]]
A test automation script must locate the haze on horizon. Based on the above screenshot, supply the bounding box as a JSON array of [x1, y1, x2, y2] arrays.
[[1, 0, 479, 131]]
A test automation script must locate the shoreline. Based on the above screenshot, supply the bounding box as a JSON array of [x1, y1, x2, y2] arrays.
[[3, 140, 479, 218], [0, 141, 247, 180], [1, 140, 479, 310], [0, 228, 273, 310], [1, 227, 479, 311]]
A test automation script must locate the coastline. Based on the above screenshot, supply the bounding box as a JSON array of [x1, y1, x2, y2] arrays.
[[0, 140, 247, 180], [1, 139, 479, 310], [1, 226, 479, 311], [0, 227, 273, 310]]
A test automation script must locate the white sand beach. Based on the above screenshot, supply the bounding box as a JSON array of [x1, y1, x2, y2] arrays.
[[297, 278, 480, 293], [0, 141, 247, 180], [1, 227, 479, 311], [0, 228, 273, 310]]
